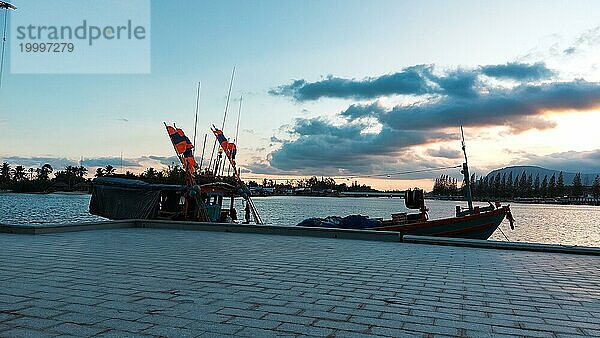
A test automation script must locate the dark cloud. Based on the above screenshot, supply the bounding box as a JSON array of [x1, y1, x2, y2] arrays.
[[268, 117, 453, 173], [480, 62, 555, 81], [269, 65, 434, 101], [264, 80, 600, 174], [378, 80, 600, 131], [270, 63, 556, 101], [426, 147, 462, 159], [340, 101, 386, 119], [430, 69, 480, 98]]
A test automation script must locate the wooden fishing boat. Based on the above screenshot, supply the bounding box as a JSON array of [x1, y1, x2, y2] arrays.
[[90, 123, 263, 225], [89, 178, 255, 223], [297, 127, 515, 240]]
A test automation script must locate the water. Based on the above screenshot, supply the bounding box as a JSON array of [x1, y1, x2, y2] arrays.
[[1, 193, 599, 247]]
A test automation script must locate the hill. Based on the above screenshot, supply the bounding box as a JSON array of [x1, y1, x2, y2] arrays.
[[487, 166, 600, 185]]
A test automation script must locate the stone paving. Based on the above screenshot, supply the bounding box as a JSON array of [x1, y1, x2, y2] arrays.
[[0, 228, 598, 338]]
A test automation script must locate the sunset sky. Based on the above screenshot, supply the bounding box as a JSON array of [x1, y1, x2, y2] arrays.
[[1, 0, 600, 189]]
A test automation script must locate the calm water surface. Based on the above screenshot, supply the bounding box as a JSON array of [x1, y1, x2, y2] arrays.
[[1, 193, 599, 246]]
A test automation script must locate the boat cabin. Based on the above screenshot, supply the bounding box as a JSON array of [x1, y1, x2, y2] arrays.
[[90, 177, 243, 223]]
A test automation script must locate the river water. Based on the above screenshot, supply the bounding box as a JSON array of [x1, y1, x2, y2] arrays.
[[1, 193, 599, 247]]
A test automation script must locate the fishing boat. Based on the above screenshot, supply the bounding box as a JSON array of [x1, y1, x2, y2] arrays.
[[297, 127, 515, 240], [90, 124, 263, 224]]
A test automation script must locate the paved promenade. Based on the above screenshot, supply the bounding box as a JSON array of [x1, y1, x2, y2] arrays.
[[0, 228, 598, 337]]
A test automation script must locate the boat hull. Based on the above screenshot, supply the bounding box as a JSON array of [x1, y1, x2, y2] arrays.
[[374, 207, 509, 240]]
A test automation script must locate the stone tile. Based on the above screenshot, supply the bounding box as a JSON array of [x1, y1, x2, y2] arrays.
[[0, 228, 599, 338]]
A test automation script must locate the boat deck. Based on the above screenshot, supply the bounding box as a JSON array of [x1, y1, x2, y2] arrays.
[[0, 224, 599, 337]]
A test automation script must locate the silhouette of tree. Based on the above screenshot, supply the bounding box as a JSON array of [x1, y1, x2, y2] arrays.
[[533, 173, 540, 196], [557, 171, 565, 197], [506, 172, 513, 198], [104, 165, 115, 176], [541, 175, 548, 198], [571, 173, 583, 197], [0, 162, 11, 183], [593, 176, 600, 199], [36, 164, 53, 181], [13, 166, 27, 181], [548, 174, 556, 197]]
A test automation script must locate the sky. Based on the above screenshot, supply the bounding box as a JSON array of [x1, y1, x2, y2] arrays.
[[1, 0, 600, 190]]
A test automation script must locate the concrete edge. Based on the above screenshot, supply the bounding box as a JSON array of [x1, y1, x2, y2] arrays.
[[403, 235, 600, 256], [0, 220, 401, 242], [0, 220, 134, 234], [137, 220, 402, 242], [2, 220, 599, 255]]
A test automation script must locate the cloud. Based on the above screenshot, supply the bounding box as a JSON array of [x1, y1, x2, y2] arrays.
[[270, 62, 556, 102], [377, 80, 600, 131], [0, 156, 78, 169], [143, 155, 181, 166], [480, 62, 555, 81], [264, 80, 600, 174], [269, 65, 434, 101], [562, 26, 600, 55], [268, 117, 453, 174], [80, 157, 142, 167], [426, 147, 462, 159]]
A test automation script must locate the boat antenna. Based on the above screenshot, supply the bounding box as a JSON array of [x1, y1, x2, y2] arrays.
[[235, 94, 242, 144], [460, 126, 474, 212], [0, 1, 16, 90], [199, 133, 207, 170], [192, 81, 201, 154], [208, 67, 235, 174], [226, 94, 243, 177]]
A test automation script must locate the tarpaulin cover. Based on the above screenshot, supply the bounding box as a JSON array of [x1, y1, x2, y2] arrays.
[[89, 177, 185, 220]]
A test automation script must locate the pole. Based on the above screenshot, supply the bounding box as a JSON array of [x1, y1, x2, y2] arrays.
[[192, 81, 201, 154], [235, 95, 242, 143], [208, 67, 235, 172], [0, 6, 10, 89], [461, 126, 474, 212], [199, 133, 207, 170]]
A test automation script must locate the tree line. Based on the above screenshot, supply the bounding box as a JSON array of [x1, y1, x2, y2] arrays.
[[0, 162, 224, 193], [432, 170, 600, 199], [247, 176, 375, 193]]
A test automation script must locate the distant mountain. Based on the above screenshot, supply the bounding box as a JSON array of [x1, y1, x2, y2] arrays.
[[487, 166, 600, 186]]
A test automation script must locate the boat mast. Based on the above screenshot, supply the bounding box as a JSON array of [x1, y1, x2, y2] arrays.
[[192, 81, 201, 154], [208, 67, 235, 174], [199, 133, 207, 170], [461, 126, 474, 213]]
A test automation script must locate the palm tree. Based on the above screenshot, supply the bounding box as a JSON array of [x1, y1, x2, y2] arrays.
[[142, 167, 158, 180], [0, 162, 11, 182], [36, 164, 53, 181], [76, 166, 88, 178], [95, 168, 105, 177], [104, 165, 115, 176], [13, 166, 26, 181]]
